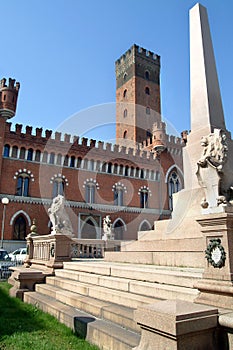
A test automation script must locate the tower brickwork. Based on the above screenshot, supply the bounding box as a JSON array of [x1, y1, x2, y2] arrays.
[[115, 44, 162, 147]]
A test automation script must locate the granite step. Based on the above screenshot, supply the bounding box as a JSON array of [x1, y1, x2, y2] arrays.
[[24, 291, 140, 350]]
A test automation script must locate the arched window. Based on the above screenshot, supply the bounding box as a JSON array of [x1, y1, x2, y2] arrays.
[[123, 89, 127, 98], [113, 219, 124, 240], [107, 162, 112, 174], [27, 148, 33, 161], [123, 130, 127, 139], [81, 218, 97, 239], [42, 151, 48, 163], [56, 153, 62, 165], [145, 87, 150, 95], [123, 73, 127, 81], [63, 155, 69, 166], [89, 159, 95, 171], [70, 156, 75, 167], [13, 215, 27, 240], [49, 153, 55, 164], [35, 150, 41, 162], [123, 109, 127, 118], [52, 179, 64, 198], [124, 165, 129, 176], [77, 157, 82, 168], [3, 144, 10, 157], [12, 146, 18, 158], [168, 171, 181, 210], [16, 175, 30, 196], [139, 220, 151, 231], [113, 163, 118, 174], [19, 147, 26, 160], [113, 183, 126, 206], [145, 70, 150, 80], [140, 189, 149, 208], [85, 183, 95, 204]]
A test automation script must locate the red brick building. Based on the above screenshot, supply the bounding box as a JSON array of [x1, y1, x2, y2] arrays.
[[0, 45, 184, 251]]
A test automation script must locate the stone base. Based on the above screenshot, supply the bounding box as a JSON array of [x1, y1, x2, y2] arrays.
[[8, 266, 52, 300], [195, 279, 233, 309], [134, 299, 218, 350]]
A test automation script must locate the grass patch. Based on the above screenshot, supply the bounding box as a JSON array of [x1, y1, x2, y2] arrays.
[[0, 282, 99, 350]]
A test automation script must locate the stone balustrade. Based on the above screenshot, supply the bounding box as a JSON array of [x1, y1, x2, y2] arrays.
[[25, 233, 121, 271]]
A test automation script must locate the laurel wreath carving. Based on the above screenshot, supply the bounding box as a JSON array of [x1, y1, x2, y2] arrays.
[[205, 238, 226, 268]]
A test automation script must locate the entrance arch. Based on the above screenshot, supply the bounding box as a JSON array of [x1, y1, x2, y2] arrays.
[[113, 218, 126, 240], [81, 217, 98, 239]]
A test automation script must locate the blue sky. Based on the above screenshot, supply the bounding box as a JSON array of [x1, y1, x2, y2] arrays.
[[1, 0, 233, 141]]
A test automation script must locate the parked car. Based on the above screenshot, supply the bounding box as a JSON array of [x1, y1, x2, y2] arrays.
[[0, 249, 15, 278], [9, 247, 27, 263], [0, 249, 11, 261]]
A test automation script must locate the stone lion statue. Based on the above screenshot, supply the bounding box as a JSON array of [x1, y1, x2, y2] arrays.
[[48, 195, 73, 235]]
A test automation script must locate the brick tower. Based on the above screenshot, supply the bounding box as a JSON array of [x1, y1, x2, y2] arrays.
[[115, 44, 162, 147], [0, 78, 20, 177]]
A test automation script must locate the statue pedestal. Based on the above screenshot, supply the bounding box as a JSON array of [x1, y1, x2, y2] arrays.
[[194, 211, 233, 308], [134, 300, 218, 350]]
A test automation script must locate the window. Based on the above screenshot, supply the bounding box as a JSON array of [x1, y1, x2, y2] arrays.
[[49, 153, 55, 164], [3, 144, 10, 157], [123, 89, 127, 98], [146, 106, 150, 115], [13, 215, 27, 240], [42, 151, 48, 163], [52, 179, 64, 198], [19, 147, 26, 159], [12, 146, 18, 158], [77, 157, 82, 168], [35, 150, 41, 162], [27, 148, 33, 161], [123, 130, 127, 139], [56, 154, 62, 165], [64, 155, 69, 166], [107, 162, 112, 174], [168, 171, 181, 210], [123, 109, 127, 118], [70, 156, 75, 167], [123, 73, 127, 81], [145, 87, 150, 95], [85, 183, 95, 204], [145, 71, 150, 80], [140, 189, 149, 208], [114, 187, 124, 206], [16, 175, 30, 196]]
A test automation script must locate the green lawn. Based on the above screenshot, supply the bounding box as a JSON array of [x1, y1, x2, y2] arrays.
[[0, 282, 99, 350]]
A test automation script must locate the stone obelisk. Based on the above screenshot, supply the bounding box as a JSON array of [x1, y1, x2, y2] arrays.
[[183, 3, 228, 191]]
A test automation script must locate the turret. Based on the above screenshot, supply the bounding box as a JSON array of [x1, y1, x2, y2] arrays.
[[0, 78, 20, 119]]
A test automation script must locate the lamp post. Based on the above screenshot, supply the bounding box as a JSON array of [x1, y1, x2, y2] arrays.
[[153, 141, 166, 218], [1, 197, 9, 249]]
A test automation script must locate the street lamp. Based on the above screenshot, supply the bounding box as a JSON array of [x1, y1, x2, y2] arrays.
[[1, 197, 9, 249]]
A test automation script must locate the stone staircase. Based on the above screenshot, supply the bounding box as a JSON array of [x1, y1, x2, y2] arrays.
[[23, 260, 203, 350]]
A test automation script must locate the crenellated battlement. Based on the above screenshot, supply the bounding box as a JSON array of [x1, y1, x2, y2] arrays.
[[115, 44, 160, 66], [0, 77, 20, 119], [4, 122, 161, 163]]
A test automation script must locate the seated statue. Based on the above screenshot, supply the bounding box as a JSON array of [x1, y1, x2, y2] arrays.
[[48, 195, 73, 235]]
